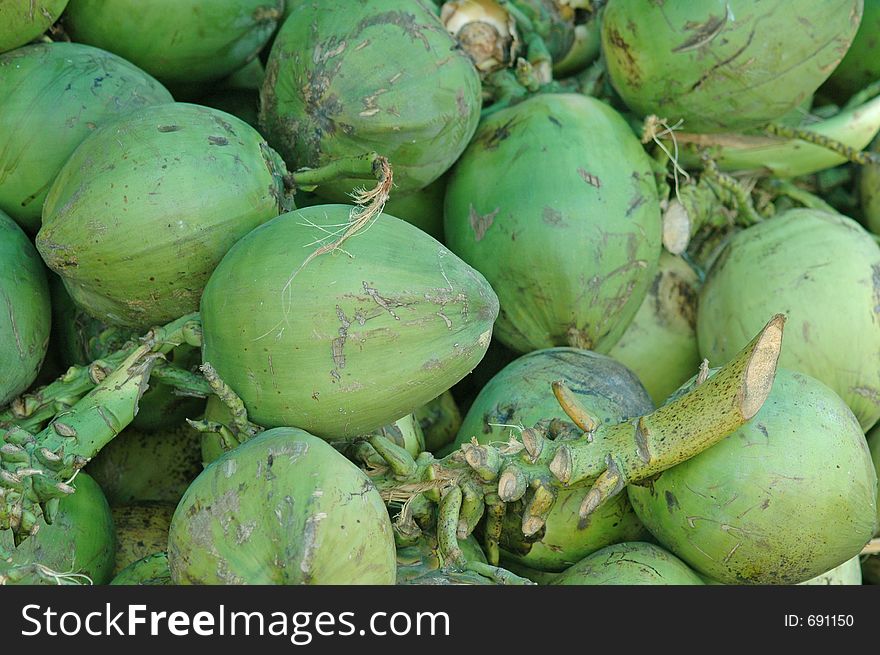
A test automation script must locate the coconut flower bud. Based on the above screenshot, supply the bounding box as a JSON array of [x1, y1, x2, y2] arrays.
[[441, 0, 520, 73]]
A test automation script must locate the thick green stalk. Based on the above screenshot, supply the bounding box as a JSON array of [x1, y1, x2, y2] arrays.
[[0, 313, 203, 432], [1, 345, 157, 543], [550, 314, 784, 486], [285, 152, 387, 191], [0, 314, 203, 545], [372, 314, 785, 565]]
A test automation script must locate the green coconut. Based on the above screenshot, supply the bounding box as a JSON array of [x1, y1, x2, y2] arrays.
[[63, 0, 283, 87], [823, 0, 880, 101], [260, 0, 482, 200], [450, 347, 650, 572], [697, 208, 880, 430], [0, 210, 50, 406], [415, 391, 462, 454], [628, 368, 878, 585], [168, 427, 397, 584], [200, 205, 498, 439], [37, 102, 288, 328], [609, 251, 701, 406], [553, 542, 704, 585], [111, 503, 175, 575], [601, 0, 862, 134], [444, 93, 661, 354], [86, 423, 203, 506], [0, 0, 68, 54], [0, 42, 172, 233], [0, 472, 114, 584], [110, 552, 172, 585]]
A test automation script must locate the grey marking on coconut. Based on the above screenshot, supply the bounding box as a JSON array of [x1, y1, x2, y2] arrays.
[[672, 6, 730, 53], [468, 205, 498, 241], [363, 282, 405, 319], [3, 292, 23, 360], [300, 512, 329, 575]]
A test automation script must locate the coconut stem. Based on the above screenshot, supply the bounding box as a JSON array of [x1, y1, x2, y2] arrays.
[[284, 152, 387, 190], [199, 362, 262, 447], [763, 123, 880, 166], [701, 157, 763, 225], [0, 313, 202, 433], [557, 314, 784, 493], [483, 501, 505, 565], [1, 346, 158, 544]]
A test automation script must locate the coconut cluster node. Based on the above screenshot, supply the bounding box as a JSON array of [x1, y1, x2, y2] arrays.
[[0, 0, 878, 589]]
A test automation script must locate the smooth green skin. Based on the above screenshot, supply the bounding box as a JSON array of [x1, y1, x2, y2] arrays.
[[111, 503, 174, 575], [200, 205, 498, 439], [415, 390, 462, 454], [445, 93, 661, 354], [824, 0, 880, 100], [0, 473, 115, 584], [609, 252, 701, 406], [0, 0, 68, 53], [452, 347, 650, 572], [0, 210, 50, 406], [38, 102, 287, 328], [110, 552, 171, 585], [63, 0, 282, 85], [553, 542, 704, 585], [697, 209, 880, 431], [168, 428, 397, 584], [860, 136, 880, 234], [601, 0, 861, 134], [87, 423, 203, 506], [629, 369, 878, 585], [260, 0, 482, 200], [0, 42, 172, 233]]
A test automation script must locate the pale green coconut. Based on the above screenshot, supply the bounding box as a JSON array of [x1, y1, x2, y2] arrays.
[[629, 368, 878, 585], [697, 208, 880, 430]]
